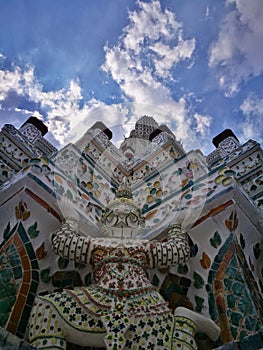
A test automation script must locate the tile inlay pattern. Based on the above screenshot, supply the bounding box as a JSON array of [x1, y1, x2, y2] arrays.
[[0, 222, 39, 338]]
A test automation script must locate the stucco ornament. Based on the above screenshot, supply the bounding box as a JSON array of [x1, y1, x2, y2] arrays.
[[29, 180, 220, 349]]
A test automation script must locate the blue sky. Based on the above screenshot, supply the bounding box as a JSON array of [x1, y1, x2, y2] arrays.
[[0, 0, 262, 154]]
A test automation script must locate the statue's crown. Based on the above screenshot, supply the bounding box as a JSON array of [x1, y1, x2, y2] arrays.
[[115, 177, 133, 199]]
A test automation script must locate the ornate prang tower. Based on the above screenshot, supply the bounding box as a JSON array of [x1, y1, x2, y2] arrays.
[[0, 116, 262, 349]]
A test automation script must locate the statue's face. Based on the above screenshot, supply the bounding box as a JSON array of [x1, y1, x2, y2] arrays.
[[100, 198, 145, 239]]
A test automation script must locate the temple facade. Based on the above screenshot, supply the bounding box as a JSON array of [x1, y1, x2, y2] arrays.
[[0, 116, 262, 349]]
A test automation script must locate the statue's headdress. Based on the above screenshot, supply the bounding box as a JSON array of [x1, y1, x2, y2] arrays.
[[100, 177, 145, 239]]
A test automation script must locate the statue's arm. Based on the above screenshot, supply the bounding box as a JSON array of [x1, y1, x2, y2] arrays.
[[51, 217, 92, 265], [148, 224, 190, 269]]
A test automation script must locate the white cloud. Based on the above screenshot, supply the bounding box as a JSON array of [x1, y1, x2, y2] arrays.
[[103, 0, 195, 83], [14, 107, 44, 120], [64, 99, 130, 144], [209, 0, 263, 96], [0, 1, 200, 150], [150, 36, 195, 78], [123, 1, 181, 55], [239, 94, 263, 144], [42, 90, 132, 146], [193, 113, 212, 136], [0, 62, 87, 145], [26, 76, 85, 145], [0, 66, 26, 101], [102, 0, 198, 149], [0, 61, 131, 146], [205, 6, 210, 18]]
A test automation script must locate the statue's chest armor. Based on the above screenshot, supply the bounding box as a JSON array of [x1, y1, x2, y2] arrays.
[[91, 245, 151, 292]]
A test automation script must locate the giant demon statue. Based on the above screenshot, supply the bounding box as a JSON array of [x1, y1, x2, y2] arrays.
[[29, 181, 220, 350]]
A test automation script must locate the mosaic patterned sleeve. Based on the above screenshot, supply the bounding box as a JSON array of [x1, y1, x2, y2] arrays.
[[51, 218, 92, 265], [148, 224, 190, 269]]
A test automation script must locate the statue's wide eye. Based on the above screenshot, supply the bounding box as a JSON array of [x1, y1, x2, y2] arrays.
[[129, 213, 137, 222], [125, 213, 138, 227]]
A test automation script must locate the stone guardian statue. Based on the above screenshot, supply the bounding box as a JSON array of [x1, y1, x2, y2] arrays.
[[29, 181, 220, 349]]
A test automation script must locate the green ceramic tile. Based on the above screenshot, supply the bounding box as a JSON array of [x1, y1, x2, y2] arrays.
[[31, 259, 39, 270], [31, 270, 39, 282], [17, 223, 29, 244], [0, 299, 12, 313], [227, 294, 236, 308], [232, 282, 243, 296], [26, 292, 36, 306], [25, 242, 35, 260], [231, 312, 242, 327], [12, 266, 22, 279], [224, 278, 233, 291], [152, 274, 160, 287], [195, 296, 204, 313], [244, 315, 257, 331], [230, 326, 238, 339], [238, 299, 251, 314], [193, 271, 204, 289]]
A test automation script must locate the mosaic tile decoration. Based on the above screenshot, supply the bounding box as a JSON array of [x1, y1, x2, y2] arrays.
[[0, 222, 39, 338], [207, 232, 263, 343], [0, 326, 38, 350], [0, 117, 262, 350]]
